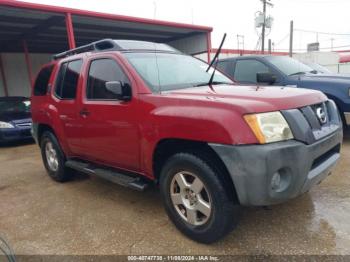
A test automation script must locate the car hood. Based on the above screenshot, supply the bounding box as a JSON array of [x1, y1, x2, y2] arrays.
[[164, 84, 326, 113], [299, 73, 350, 83], [0, 111, 31, 122]]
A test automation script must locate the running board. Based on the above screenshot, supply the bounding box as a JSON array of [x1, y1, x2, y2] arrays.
[[65, 160, 148, 191]]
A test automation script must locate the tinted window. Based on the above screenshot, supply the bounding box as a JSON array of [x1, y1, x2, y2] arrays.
[[217, 61, 234, 78], [55, 60, 82, 99], [87, 59, 130, 100], [33, 65, 54, 96], [234, 59, 270, 83]]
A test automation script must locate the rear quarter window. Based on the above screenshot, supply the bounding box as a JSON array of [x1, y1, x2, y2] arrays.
[[33, 65, 54, 96]]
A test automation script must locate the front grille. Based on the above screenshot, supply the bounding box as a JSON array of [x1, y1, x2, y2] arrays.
[[311, 144, 341, 170], [282, 100, 341, 144]]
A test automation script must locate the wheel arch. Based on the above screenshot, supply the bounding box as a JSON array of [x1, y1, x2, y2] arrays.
[[37, 123, 56, 143], [152, 138, 239, 202]]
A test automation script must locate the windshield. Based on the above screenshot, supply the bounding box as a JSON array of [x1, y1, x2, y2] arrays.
[[265, 56, 314, 76], [0, 99, 31, 113], [124, 53, 233, 92], [304, 62, 332, 74]]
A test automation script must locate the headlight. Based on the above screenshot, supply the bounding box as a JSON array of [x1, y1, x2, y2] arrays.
[[244, 111, 294, 144], [0, 121, 14, 129]]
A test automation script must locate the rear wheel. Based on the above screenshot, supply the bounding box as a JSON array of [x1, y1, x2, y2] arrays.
[[160, 152, 240, 243], [40, 131, 71, 182]]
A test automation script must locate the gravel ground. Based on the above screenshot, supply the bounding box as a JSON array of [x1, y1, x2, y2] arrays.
[[0, 136, 349, 256]]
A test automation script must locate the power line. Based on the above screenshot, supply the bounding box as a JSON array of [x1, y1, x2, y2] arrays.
[[275, 33, 289, 46], [294, 29, 350, 36]]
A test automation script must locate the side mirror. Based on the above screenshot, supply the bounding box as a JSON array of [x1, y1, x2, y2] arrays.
[[105, 81, 131, 101], [257, 72, 277, 85]]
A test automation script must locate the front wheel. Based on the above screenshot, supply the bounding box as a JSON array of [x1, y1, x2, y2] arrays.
[[160, 152, 240, 244], [40, 131, 71, 182]]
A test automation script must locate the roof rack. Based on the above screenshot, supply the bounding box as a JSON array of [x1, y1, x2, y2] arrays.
[[53, 39, 118, 60], [53, 39, 181, 60]]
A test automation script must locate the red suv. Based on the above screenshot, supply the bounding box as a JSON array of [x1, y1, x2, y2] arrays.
[[31, 39, 342, 243]]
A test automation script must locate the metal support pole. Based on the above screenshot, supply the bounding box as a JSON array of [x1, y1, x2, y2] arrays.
[[0, 54, 9, 96], [268, 39, 272, 54], [289, 20, 293, 57], [23, 40, 34, 89], [65, 13, 76, 49], [206, 32, 212, 63]]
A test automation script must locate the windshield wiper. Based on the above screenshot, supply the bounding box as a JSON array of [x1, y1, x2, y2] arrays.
[[289, 71, 307, 76], [193, 81, 231, 87], [207, 33, 227, 86]]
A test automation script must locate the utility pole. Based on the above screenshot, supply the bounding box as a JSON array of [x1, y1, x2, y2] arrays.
[[289, 20, 293, 57], [153, 1, 157, 19], [331, 38, 334, 51], [260, 0, 273, 53], [268, 39, 272, 54], [261, 0, 267, 53], [237, 34, 245, 55]]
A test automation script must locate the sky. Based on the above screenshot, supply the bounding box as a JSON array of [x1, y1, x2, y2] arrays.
[[19, 0, 350, 52]]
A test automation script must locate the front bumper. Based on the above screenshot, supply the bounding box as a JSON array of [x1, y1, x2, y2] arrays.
[[209, 129, 343, 206], [0, 128, 33, 142]]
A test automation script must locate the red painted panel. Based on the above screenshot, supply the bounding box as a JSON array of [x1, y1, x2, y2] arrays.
[[339, 52, 350, 63], [206, 32, 212, 63], [22, 40, 34, 89], [0, 0, 212, 32], [65, 13, 76, 49]]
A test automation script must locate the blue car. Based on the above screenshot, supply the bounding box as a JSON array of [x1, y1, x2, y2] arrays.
[[218, 55, 350, 128], [0, 96, 32, 143]]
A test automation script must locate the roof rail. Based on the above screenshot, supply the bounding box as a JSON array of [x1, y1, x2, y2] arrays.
[[53, 39, 118, 60]]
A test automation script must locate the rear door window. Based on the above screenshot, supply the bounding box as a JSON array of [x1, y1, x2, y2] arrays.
[[234, 59, 270, 83], [33, 65, 54, 96], [55, 60, 83, 99]]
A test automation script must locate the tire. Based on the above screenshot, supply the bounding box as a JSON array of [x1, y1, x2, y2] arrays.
[[159, 152, 240, 244], [40, 131, 70, 182]]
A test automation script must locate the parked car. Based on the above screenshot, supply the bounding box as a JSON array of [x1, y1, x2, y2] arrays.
[[217, 55, 350, 128], [31, 39, 342, 243], [302, 62, 333, 74], [0, 96, 32, 143]]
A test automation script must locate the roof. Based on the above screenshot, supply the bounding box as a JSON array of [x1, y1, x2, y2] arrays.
[[0, 0, 212, 53]]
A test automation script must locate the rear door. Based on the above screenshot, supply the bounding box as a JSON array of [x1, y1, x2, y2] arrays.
[[78, 55, 140, 172], [53, 59, 84, 155]]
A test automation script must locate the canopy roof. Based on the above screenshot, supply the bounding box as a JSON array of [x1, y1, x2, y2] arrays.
[[0, 0, 212, 54]]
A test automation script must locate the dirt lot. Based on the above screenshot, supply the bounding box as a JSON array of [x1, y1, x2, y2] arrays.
[[0, 136, 350, 256]]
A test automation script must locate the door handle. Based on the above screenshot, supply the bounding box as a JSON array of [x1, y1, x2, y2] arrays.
[[79, 108, 90, 117]]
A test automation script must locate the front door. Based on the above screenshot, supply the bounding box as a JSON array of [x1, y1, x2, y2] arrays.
[[79, 57, 140, 172]]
